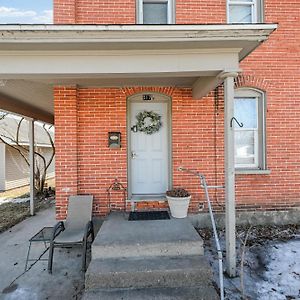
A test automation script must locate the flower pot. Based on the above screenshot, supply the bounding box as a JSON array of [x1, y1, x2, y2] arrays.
[[166, 195, 191, 218]]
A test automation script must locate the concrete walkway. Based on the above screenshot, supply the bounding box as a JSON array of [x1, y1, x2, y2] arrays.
[[0, 207, 85, 300]]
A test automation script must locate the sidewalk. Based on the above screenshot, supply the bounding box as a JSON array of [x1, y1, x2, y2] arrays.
[[0, 207, 85, 300]]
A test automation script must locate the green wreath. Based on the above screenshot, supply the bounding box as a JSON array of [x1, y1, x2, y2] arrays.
[[135, 110, 162, 135]]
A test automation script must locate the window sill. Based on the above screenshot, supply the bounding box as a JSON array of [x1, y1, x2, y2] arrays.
[[235, 169, 271, 175]]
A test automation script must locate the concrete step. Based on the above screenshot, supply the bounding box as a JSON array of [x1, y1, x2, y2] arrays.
[[85, 255, 213, 290], [92, 213, 203, 259], [83, 286, 219, 300]]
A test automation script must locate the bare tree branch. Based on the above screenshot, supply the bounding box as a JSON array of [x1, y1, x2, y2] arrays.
[[16, 117, 25, 145], [0, 115, 55, 193], [0, 113, 8, 121], [0, 132, 48, 171], [0, 136, 30, 166], [42, 124, 55, 171], [0, 133, 28, 151]]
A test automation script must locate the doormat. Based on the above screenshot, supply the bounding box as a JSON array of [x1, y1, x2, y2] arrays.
[[128, 211, 170, 221]]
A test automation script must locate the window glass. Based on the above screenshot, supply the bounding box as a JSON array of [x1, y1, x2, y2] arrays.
[[143, 2, 168, 24], [234, 97, 259, 168], [235, 131, 256, 165], [234, 98, 257, 128], [229, 5, 252, 23]]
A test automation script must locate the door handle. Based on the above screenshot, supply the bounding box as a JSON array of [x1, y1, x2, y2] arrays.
[[131, 151, 137, 159], [131, 125, 138, 132]]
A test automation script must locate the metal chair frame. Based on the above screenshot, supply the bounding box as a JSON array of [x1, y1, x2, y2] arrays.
[[48, 196, 94, 274]]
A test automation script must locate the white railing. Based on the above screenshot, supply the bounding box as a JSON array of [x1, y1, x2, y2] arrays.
[[178, 167, 225, 300]]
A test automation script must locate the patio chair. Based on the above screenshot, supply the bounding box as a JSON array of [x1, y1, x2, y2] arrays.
[[48, 195, 94, 274]]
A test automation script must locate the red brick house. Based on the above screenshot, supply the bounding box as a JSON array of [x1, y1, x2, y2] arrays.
[[0, 0, 299, 275], [50, 0, 299, 219]]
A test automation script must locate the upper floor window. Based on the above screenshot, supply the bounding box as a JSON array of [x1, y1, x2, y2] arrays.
[[234, 88, 266, 170], [137, 0, 175, 24], [227, 0, 263, 23]]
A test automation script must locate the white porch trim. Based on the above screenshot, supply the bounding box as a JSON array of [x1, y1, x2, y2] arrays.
[[220, 71, 239, 277], [28, 119, 35, 216], [0, 143, 5, 191]]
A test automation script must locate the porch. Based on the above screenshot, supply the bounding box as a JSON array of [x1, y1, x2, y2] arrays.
[[0, 24, 277, 277]]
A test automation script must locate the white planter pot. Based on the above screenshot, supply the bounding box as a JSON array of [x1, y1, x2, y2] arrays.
[[166, 195, 191, 218]]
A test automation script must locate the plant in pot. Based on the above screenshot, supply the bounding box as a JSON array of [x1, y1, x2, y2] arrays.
[[166, 188, 191, 218]]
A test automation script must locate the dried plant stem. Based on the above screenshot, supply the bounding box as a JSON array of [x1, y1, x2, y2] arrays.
[[240, 226, 252, 300]]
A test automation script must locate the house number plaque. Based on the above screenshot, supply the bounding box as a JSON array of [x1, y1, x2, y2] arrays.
[[143, 94, 153, 101]]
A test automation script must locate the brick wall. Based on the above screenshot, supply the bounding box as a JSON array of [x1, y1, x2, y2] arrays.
[[235, 0, 300, 211], [53, 0, 300, 218], [176, 0, 227, 24], [54, 84, 300, 218], [53, 0, 227, 24], [53, 0, 76, 24], [54, 86, 78, 219]]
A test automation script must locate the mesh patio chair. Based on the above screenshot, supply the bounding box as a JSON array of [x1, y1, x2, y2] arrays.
[[48, 195, 94, 274]]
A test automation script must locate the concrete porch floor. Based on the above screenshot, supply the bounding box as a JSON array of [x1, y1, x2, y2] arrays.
[[92, 212, 204, 259], [84, 212, 219, 299]]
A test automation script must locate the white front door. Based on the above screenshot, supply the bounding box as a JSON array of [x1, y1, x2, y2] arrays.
[[130, 101, 169, 196]]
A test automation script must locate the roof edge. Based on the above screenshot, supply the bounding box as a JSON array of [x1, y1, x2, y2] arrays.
[[0, 24, 278, 31]]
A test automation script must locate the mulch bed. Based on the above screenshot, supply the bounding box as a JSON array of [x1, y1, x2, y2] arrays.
[[197, 224, 300, 246]]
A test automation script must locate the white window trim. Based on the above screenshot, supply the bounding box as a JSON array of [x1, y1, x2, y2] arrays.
[[227, 0, 258, 23], [137, 0, 175, 24], [234, 88, 267, 171]]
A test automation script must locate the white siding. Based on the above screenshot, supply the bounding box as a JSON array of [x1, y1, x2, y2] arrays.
[[4, 145, 55, 191], [5, 146, 30, 190]]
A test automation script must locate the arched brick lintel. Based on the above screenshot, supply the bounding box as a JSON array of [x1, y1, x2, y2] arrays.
[[121, 86, 176, 98], [235, 74, 272, 92]]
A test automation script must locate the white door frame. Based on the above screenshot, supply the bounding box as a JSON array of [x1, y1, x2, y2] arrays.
[[127, 92, 172, 200]]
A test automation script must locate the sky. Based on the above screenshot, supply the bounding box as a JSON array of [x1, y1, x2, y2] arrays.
[[0, 0, 53, 24]]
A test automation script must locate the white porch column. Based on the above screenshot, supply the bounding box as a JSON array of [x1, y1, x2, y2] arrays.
[[28, 119, 35, 216], [0, 143, 5, 191], [221, 71, 238, 277]]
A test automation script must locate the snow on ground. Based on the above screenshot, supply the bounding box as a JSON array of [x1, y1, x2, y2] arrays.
[[256, 240, 300, 300], [201, 227, 300, 300], [0, 197, 30, 205]]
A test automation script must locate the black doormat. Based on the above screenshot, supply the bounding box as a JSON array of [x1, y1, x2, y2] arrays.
[[128, 211, 170, 221]]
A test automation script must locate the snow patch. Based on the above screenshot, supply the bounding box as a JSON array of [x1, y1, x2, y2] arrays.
[[256, 240, 300, 300], [3, 287, 38, 300], [0, 197, 30, 205]]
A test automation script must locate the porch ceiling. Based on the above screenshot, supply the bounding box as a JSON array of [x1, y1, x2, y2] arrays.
[[0, 24, 277, 124]]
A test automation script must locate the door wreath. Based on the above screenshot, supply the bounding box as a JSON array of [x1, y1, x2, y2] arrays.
[[135, 110, 162, 135]]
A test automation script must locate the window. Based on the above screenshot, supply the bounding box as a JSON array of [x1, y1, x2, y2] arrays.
[[234, 89, 266, 170], [137, 0, 174, 24], [227, 0, 263, 23]]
